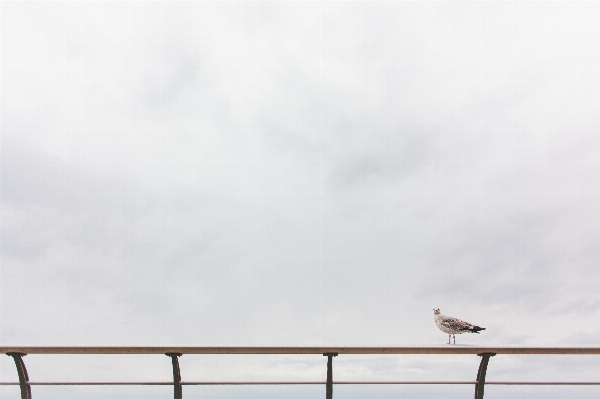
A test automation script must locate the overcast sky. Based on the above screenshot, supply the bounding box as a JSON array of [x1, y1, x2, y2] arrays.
[[2, 2, 600, 398]]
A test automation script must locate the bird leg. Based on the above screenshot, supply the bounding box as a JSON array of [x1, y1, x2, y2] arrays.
[[448, 334, 451, 344], [453, 334, 456, 345]]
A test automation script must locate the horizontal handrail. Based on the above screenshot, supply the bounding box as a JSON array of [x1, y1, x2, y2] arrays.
[[2, 346, 600, 355]]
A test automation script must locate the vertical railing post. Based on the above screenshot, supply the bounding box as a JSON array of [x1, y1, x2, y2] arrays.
[[323, 352, 338, 399], [6, 352, 32, 399], [166, 353, 183, 399], [474, 352, 496, 399]]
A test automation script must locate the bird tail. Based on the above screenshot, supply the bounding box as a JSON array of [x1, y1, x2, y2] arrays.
[[470, 326, 485, 334]]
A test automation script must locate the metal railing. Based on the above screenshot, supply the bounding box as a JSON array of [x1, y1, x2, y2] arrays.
[[2, 346, 600, 399]]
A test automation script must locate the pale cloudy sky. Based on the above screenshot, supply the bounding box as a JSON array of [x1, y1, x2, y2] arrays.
[[2, 2, 600, 398]]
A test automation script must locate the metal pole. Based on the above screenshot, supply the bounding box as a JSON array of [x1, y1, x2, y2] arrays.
[[6, 352, 32, 399], [474, 353, 496, 399], [166, 353, 183, 399], [323, 352, 338, 399]]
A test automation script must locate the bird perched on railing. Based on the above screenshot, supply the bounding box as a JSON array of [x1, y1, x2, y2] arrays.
[[433, 308, 485, 344]]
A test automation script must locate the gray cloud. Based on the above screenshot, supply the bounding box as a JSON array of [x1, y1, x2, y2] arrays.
[[3, 2, 600, 398]]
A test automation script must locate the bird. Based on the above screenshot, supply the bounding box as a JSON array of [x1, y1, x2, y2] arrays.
[[433, 308, 485, 344]]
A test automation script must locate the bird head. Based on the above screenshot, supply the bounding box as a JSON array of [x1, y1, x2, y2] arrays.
[[433, 308, 440, 315]]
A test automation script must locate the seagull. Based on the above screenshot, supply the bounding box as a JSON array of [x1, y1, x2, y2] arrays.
[[433, 308, 485, 344]]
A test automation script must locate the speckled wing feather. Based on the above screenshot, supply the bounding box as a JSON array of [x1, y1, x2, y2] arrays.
[[440, 316, 476, 333]]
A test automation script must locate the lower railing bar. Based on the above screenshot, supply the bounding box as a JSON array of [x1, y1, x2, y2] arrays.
[[487, 382, 600, 385], [0, 381, 325, 386], [338, 381, 600, 386], [13, 382, 173, 385], [2, 380, 600, 386], [335, 381, 477, 385], [182, 382, 325, 385]]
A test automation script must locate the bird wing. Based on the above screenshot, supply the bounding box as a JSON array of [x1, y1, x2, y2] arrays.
[[440, 316, 474, 331]]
